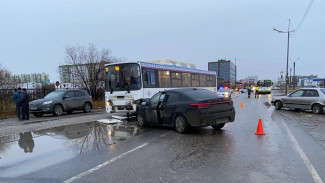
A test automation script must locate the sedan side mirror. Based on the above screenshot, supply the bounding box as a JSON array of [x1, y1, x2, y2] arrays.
[[141, 101, 147, 106], [63, 96, 69, 99]]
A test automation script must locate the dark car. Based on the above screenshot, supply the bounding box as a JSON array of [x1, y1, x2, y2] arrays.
[[29, 90, 93, 117], [136, 88, 235, 133]]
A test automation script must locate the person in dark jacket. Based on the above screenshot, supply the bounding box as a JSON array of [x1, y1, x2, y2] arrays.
[[18, 132, 35, 153], [248, 85, 252, 98], [13, 87, 23, 120], [21, 88, 30, 120]]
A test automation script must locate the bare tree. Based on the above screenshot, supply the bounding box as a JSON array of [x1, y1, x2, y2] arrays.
[[0, 64, 14, 88], [64, 44, 122, 99]]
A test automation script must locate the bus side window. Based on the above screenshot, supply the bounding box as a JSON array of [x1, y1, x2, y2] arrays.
[[143, 69, 157, 88]]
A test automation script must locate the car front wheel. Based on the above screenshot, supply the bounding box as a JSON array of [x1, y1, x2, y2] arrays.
[[83, 103, 92, 113], [174, 115, 189, 134], [53, 105, 63, 116], [312, 104, 323, 114], [136, 113, 146, 127], [275, 101, 282, 110]]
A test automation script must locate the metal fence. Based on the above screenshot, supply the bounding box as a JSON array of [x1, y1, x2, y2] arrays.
[[0, 88, 55, 101]]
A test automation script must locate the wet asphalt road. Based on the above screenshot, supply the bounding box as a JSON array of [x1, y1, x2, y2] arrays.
[[1, 91, 325, 183]]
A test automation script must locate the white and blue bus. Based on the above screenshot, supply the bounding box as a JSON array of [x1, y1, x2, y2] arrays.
[[104, 61, 217, 113]]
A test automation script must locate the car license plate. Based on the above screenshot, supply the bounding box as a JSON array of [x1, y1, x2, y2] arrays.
[[31, 107, 38, 110]]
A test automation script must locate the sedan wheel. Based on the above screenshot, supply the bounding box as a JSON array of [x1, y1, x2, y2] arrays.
[[312, 104, 323, 114], [174, 115, 188, 134], [53, 105, 63, 116], [275, 101, 282, 110], [83, 103, 91, 113], [136, 113, 146, 127]]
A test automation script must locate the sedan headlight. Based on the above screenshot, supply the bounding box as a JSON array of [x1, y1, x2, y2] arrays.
[[43, 101, 53, 105]]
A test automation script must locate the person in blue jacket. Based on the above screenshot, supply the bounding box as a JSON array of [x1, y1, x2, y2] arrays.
[[13, 87, 23, 120]]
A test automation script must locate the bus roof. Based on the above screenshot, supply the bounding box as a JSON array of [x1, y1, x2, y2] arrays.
[[105, 61, 216, 75]]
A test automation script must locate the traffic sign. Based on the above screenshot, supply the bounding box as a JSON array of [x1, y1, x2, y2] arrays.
[[55, 81, 60, 87]]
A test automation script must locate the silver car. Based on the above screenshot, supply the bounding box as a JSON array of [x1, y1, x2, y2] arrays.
[[271, 88, 325, 114]]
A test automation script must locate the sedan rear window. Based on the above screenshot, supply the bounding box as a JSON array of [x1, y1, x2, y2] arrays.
[[183, 89, 219, 100]]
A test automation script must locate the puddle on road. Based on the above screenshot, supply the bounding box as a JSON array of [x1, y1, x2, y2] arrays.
[[0, 121, 143, 178]]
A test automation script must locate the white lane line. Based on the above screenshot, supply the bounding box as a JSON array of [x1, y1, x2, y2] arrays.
[[62, 143, 148, 183], [281, 119, 323, 183]]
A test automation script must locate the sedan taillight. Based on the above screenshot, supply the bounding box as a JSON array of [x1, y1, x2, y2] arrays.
[[190, 100, 233, 108], [190, 103, 212, 108]]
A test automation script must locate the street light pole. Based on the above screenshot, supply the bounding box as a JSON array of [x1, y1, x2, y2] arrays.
[[286, 20, 290, 95], [273, 19, 294, 95]]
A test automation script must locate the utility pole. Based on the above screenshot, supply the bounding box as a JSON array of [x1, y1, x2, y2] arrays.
[[273, 19, 294, 95], [292, 58, 300, 89], [289, 68, 292, 86], [235, 57, 237, 90]]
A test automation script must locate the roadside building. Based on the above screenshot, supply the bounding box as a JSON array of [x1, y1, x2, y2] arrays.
[[9, 72, 50, 89], [58, 63, 106, 89], [208, 59, 236, 88], [245, 76, 258, 85], [296, 75, 319, 87]]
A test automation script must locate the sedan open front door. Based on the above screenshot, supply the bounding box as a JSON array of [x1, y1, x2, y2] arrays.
[[145, 93, 166, 124]]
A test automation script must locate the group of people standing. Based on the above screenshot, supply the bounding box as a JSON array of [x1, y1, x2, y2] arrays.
[[13, 87, 30, 120], [247, 85, 260, 98]]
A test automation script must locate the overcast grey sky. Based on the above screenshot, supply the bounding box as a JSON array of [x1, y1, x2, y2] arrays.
[[1, 0, 324, 82]]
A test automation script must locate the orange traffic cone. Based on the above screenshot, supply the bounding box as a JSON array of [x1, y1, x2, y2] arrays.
[[240, 102, 244, 108], [255, 119, 265, 135]]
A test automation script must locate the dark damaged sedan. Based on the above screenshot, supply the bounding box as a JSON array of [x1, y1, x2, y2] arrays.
[[29, 90, 93, 117], [136, 88, 235, 133]]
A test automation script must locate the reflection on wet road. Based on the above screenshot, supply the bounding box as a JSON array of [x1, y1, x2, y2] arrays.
[[0, 121, 144, 177]]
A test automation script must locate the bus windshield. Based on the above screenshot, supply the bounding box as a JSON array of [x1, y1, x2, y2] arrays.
[[257, 80, 272, 87], [105, 63, 142, 92]]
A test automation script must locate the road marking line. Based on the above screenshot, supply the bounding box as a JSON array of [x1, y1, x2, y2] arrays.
[[62, 143, 148, 183], [281, 119, 323, 183]]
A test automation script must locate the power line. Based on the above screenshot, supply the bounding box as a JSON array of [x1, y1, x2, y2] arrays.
[[274, 19, 290, 29], [294, 0, 314, 33]]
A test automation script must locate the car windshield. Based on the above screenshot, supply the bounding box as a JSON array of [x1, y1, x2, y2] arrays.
[[44, 91, 65, 99]]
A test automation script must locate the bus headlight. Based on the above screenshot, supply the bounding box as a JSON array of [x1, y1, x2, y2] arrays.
[[107, 100, 113, 106]]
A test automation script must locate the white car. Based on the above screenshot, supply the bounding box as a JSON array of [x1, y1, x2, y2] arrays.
[[271, 88, 325, 114], [217, 88, 231, 98], [240, 88, 247, 93]]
